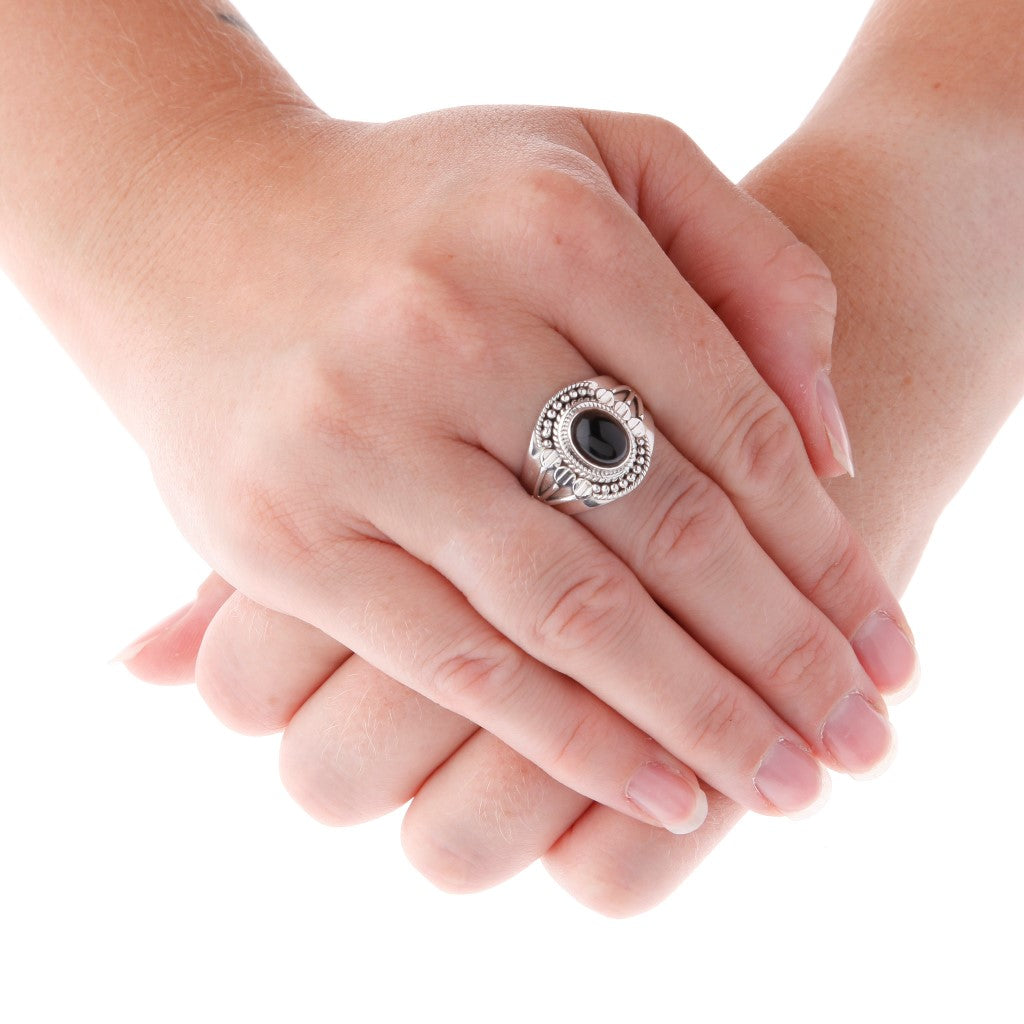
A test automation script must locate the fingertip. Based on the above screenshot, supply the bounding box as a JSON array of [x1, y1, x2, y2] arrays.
[[816, 371, 856, 478], [107, 573, 234, 686]]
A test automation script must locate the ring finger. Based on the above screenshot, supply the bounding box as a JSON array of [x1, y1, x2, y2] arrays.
[[355, 336, 878, 813]]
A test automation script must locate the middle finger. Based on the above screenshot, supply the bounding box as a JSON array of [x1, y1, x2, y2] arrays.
[[461, 330, 895, 779], [358, 336, 843, 816]]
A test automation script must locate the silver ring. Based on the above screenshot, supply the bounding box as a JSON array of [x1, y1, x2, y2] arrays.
[[522, 376, 655, 514]]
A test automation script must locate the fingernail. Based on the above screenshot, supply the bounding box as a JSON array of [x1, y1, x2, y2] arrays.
[[754, 739, 829, 818], [852, 610, 920, 703], [822, 692, 896, 779], [626, 762, 708, 835], [816, 371, 856, 478], [108, 601, 194, 664]]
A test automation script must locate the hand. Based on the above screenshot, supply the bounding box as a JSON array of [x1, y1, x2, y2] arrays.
[[122, 65, 1024, 910], [104, 103, 919, 833], [1, 4, 906, 848]]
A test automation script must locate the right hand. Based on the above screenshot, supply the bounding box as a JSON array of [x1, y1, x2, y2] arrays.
[[109, 104, 908, 831]]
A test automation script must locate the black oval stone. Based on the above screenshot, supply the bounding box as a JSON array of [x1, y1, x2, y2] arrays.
[[571, 411, 629, 467]]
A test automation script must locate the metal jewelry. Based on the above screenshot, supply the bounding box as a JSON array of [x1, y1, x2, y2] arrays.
[[522, 376, 655, 514]]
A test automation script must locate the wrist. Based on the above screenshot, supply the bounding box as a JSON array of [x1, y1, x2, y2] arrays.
[[743, 130, 1023, 592], [12, 102, 335, 431], [0, 1, 336, 423], [763, 111, 1024, 344]]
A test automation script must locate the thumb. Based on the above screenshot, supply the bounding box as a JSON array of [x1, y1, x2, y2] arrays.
[[108, 571, 234, 684], [580, 109, 853, 478]]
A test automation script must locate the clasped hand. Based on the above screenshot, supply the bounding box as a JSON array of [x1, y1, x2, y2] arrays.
[[113, 104, 914, 893]]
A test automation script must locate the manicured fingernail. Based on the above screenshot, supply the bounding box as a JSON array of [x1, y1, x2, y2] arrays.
[[852, 610, 920, 702], [822, 692, 895, 778], [626, 762, 708, 835], [108, 601, 194, 664], [816, 371, 855, 478], [753, 739, 829, 818]]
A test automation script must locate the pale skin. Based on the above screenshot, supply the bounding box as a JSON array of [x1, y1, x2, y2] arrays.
[[4, 1, 1021, 914], [2, 2, 916, 829], [128, 38, 1024, 912]]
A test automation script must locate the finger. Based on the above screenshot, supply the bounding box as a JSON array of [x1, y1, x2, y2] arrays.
[[400, 704, 740, 909], [508, 150, 918, 701], [594, 439, 891, 777], [359, 441, 828, 817], [194, 588, 352, 736], [279, 653, 478, 826], [401, 717, 737, 910], [543, 790, 745, 918], [270, 529, 711, 834], [406, 727, 744, 916], [110, 571, 235, 685], [580, 111, 850, 478], [464, 348, 893, 780], [401, 726, 589, 893]]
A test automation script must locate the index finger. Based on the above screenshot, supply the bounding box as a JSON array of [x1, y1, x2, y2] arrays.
[[580, 110, 850, 480]]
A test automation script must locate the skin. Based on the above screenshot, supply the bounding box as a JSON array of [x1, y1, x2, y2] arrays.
[[119, 0, 1024, 916], [0, 0, 916, 838], [6, 0, 1015, 913]]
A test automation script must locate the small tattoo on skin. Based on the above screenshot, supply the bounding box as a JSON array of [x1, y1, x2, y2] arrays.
[[215, 11, 255, 35]]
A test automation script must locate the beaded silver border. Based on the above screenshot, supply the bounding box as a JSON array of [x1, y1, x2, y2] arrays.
[[523, 377, 655, 513]]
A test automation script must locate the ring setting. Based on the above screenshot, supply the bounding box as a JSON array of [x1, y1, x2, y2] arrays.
[[523, 377, 655, 513]]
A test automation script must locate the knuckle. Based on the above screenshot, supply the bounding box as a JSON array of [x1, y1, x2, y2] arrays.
[[764, 240, 838, 323], [391, 268, 459, 333], [719, 386, 805, 492], [547, 709, 605, 779], [296, 364, 380, 459], [391, 270, 471, 347], [804, 524, 867, 609], [403, 746, 545, 894], [631, 113, 700, 173], [278, 672, 417, 828], [233, 474, 334, 568], [194, 602, 283, 736], [394, 268, 502, 385], [401, 818, 492, 894], [562, 858, 660, 919], [428, 634, 522, 715], [604, 110, 697, 160], [517, 161, 602, 216], [223, 447, 364, 582], [630, 111, 692, 142], [278, 729, 401, 830], [762, 618, 839, 705], [506, 158, 618, 255], [278, 732, 367, 828], [475, 750, 546, 836], [641, 473, 735, 578], [533, 564, 636, 654], [676, 683, 746, 765]]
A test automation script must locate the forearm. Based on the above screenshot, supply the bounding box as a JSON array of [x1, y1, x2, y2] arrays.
[[745, 0, 1024, 589], [813, 0, 1024, 136], [0, 1, 320, 417]]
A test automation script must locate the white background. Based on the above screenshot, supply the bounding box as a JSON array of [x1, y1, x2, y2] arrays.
[[2, 1, 1022, 1021]]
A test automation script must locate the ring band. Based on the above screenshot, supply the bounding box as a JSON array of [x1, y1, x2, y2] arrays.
[[522, 376, 655, 514]]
